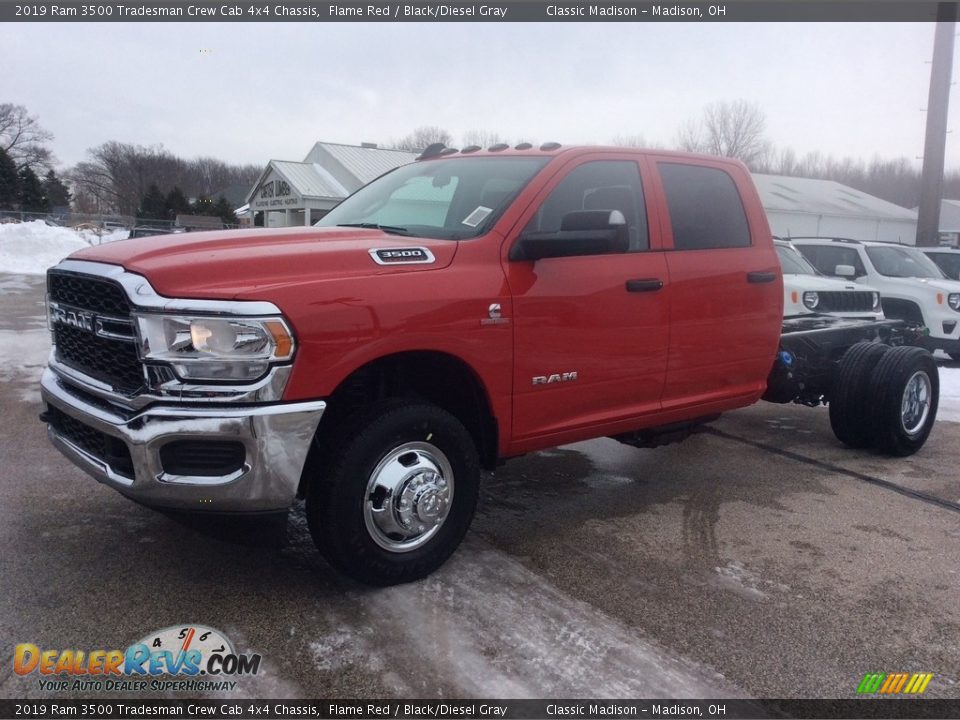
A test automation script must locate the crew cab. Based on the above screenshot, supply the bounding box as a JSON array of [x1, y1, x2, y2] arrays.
[[40, 146, 940, 585], [792, 237, 960, 360], [774, 239, 882, 320]]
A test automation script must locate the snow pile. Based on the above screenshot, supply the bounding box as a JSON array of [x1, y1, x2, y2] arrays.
[[0, 221, 127, 275], [938, 366, 960, 422]]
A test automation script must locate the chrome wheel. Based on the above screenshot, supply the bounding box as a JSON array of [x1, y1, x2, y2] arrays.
[[363, 441, 454, 553], [901, 370, 932, 436]]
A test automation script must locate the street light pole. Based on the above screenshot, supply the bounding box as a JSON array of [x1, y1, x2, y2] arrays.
[[917, 2, 958, 246]]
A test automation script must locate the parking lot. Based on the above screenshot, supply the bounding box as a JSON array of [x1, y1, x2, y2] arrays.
[[1, 272, 958, 700]]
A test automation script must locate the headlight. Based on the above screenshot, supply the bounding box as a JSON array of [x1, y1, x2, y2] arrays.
[[135, 314, 294, 381], [802, 291, 819, 310], [949, 293, 960, 311], [872, 292, 881, 310]]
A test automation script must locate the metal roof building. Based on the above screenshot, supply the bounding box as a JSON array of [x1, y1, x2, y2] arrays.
[[244, 142, 416, 227], [753, 173, 918, 244]]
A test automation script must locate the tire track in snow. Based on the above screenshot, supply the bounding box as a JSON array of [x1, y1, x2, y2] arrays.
[[310, 539, 744, 698]]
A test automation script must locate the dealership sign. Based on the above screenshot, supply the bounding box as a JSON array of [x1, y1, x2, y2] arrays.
[[251, 171, 301, 210]]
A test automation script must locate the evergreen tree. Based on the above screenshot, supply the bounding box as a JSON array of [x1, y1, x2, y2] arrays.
[[0, 147, 18, 210], [164, 186, 191, 219], [211, 196, 237, 225], [137, 184, 166, 221], [17, 166, 49, 212], [42, 169, 71, 209]]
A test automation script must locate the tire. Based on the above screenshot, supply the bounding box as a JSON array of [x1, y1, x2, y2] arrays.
[[306, 400, 479, 586], [829, 342, 891, 448], [866, 346, 939, 457]]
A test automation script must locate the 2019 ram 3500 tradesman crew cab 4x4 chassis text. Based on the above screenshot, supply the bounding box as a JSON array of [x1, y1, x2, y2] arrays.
[[40, 145, 939, 584]]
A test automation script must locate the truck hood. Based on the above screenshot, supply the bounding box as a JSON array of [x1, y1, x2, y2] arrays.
[[782, 273, 879, 294], [68, 226, 458, 300], [879, 275, 960, 294]]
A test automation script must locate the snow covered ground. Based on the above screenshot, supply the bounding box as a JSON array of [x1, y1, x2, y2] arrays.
[[0, 220, 128, 275]]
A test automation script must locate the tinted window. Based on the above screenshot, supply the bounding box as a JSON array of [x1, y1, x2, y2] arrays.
[[776, 245, 818, 275], [524, 160, 649, 251], [795, 244, 866, 277], [926, 252, 960, 280], [658, 163, 750, 250], [865, 246, 944, 279]]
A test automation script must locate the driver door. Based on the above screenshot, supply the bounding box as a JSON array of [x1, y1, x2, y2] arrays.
[[503, 155, 670, 446]]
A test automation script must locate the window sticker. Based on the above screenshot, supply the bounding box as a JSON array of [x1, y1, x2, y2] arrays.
[[462, 206, 493, 227]]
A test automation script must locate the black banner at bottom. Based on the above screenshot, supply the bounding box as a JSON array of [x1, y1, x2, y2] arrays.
[[2, 699, 960, 720]]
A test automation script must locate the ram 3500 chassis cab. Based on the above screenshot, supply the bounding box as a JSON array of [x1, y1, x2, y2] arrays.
[[40, 146, 939, 584]]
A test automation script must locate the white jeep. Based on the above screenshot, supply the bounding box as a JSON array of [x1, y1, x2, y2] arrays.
[[775, 239, 883, 321], [793, 237, 960, 360]]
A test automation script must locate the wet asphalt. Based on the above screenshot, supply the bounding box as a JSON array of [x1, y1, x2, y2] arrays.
[[1, 274, 958, 701]]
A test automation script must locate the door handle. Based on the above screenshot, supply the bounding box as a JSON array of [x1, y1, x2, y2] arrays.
[[625, 278, 664, 293], [747, 271, 777, 284]]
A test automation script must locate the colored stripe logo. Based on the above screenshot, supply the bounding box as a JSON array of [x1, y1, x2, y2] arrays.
[[857, 672, 933, 694]]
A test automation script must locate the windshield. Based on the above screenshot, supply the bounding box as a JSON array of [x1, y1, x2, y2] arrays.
[[315, 156, 550, 240], [776, 244, 818, 275], [865, 246, 946, 279]]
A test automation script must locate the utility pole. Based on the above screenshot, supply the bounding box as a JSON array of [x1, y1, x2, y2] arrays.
[[917, 2, 958, 246]]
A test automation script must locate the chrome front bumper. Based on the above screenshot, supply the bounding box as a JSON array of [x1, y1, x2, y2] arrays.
[[41, 368, 326, 512]]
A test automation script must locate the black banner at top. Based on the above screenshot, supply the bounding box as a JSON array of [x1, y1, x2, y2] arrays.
[[0, 1, 951, 23]]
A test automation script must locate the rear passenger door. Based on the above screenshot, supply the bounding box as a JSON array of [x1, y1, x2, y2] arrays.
[[651, 159, 782, 410]]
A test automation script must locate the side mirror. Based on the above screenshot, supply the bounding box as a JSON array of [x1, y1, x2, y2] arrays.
[[835, 264, 856, 278], [510, 210, 628, 261]]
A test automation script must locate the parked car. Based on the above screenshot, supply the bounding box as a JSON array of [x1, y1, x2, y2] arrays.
[[775, 239, 882, 320], [129, 226, 176, 238], [920, 246, 960, 281], [793, 237, 960, 359]]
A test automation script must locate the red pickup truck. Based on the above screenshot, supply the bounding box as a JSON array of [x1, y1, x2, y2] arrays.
[[40, 145, 939, 584]]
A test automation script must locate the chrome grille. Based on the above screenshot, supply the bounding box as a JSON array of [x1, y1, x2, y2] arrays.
[[47, 270, 144, 395]]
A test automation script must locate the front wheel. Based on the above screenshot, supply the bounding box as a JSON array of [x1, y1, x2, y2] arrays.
[[306, 401, 479, 586]]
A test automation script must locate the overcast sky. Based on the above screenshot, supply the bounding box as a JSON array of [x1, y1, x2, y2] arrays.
[[2, 22, 956, 170]]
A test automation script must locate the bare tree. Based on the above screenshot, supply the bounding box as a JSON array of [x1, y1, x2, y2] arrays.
[[677, 100, 771, 168], [461, 129, 503, 149], [611, 134, 659, 148], [0, 103, 55, 171], [67, 142, 262, 215], [391, 126, 453, 152]]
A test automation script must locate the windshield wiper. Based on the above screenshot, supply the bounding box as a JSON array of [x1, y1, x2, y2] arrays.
[[336, 223, 411, 236]]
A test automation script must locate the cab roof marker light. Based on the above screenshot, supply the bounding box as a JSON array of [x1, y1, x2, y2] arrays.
[[515, 142, 533, 150], [540, 142, 562, 151], [488, 143, 510, 152], [461, 146, 481, 154]]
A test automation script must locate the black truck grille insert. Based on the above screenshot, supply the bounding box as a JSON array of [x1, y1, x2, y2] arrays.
[[48, 271, 131, 315], [48, 270, 144, 395], [159, 440, 246, 477], [817, 291, 875, 313], [46, 406, 134, 479], [53, 324, 144, 395]]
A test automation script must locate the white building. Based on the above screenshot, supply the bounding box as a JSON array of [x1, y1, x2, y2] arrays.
[[753, 173, 918, 244], [245, 142, 417, 227]]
